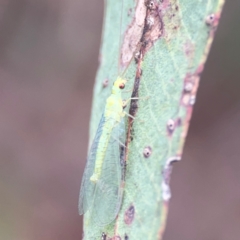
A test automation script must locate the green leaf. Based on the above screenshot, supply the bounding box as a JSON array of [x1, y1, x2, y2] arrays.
[[83, 0, 225, 239]]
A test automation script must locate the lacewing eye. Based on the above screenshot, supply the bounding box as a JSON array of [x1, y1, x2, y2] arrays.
[[119, 83, 125, 89]]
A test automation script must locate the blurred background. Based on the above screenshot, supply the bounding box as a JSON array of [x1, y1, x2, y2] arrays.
[[0, 1, 239, 240]]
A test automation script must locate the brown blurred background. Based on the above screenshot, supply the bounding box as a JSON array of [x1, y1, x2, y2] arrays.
[[0, 1, 239, 240]]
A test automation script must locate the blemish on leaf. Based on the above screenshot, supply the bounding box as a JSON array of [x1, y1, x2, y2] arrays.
[[129, 76, 140, 117], [189, 95, 196, 106], [184, 82, 193, 93], [128, 126, 135, 142], [134, 51, 141, 63], [161, 181, 171, 201], [205, 14, 215, 26], [165, 156, 181, 166], [145, 0, 157, 10], [121, 0, 146, 67], [128, 8, 133, 17], [143, 146, 152, 158], [125, 0, 164, 160], [124, 205, 135, 225], [205, 12, 222, 39], [176, 117, 182, 127], [146, 15, 155, 28], [102, 79, 109, 88], [167, 119, 175, 134], [124, 234, 129, 240], [102, 232, 107, 240], [158, 0, 181, 41], [161, 156, 181, 201], [181, 73, 200, 106], [141, 0, 163, 51], [120, 145, 127, 181]]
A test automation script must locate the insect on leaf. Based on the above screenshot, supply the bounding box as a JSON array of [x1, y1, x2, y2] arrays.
[[79, 116, 126, 226]]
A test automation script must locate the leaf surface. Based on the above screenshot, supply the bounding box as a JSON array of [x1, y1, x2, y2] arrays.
[[84, 0, 225, 239]]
